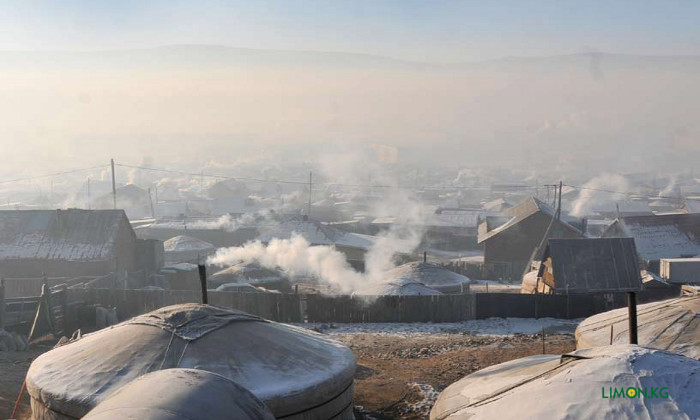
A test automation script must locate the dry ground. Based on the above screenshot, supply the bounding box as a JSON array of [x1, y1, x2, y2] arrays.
[[343, 332, 576, 419], [0, 333, 575, 420]]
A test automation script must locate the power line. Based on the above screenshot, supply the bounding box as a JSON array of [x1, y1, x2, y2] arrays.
[[117, 162, 535, 191], [0, 165, 108, 185], [563, 184, 687, 201]]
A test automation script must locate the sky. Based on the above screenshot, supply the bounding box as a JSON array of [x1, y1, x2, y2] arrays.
[[0, 1, 698, 186], [0, 1, 699, 62]]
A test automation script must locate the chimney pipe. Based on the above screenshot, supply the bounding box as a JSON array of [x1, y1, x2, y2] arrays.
[[627, 292, 638, 344], [198, 263, 208, 305]]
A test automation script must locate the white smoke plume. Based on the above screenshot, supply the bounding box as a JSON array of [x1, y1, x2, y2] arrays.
[[570, 173, 631, 217], [208, 234, 365, 293], [208, 189, 428, 293]]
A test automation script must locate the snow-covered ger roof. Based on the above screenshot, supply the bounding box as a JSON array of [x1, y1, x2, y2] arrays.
[[575, 296, 699, 359], [164, 235, 216, 252], [431, 345, 700, 420], [26, 304, 356, 419], [83, 369, 275, 420], [354, 278, 443, 296], [383, 262, 470, 287]]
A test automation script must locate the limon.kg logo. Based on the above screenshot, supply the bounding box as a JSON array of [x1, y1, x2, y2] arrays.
[[602, 387, 668, 399]]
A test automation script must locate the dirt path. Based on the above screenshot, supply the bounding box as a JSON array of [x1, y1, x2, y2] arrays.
[[0, 346, 49, 420], [340, 333, 576, 419]]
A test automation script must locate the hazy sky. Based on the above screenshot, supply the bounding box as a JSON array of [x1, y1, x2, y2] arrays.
[[0, 1, 698, 185], [1, 1, 699, 62]]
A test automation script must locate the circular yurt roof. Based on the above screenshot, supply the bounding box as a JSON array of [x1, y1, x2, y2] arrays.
[[209, 261, 287, 286], [27, 304, 356, 420], [215, 283, 279, 293], [431, 345, 700, 420], [164, 235, 216, 253], [83, 369, 274, 420], [353, 278, 443, 296], [575, 296, 700, 359], [383, 262, 470, 287]]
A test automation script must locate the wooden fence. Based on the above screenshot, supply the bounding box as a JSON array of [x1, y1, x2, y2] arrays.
[[2, 285, 675, 329], [475, 288, 681, 320], [74, 288, 303, 323], [305, 294, 475, 323], [0, 280, 83, 339]]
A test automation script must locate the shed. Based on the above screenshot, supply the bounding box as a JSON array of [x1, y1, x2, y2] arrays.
[[431, 345, 700, 420], [26, 304, 356, 420], [575, 296, 699, 359], [0, 209, 138, 278], [530, 238, 642, 294], [83, 369, 275, 420]]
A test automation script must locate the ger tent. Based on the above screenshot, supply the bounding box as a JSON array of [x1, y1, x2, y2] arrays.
[[163, 235, 216, 263], [26, 304, 356, 420], [431, 346, 699, 420], [83, 369, 274, 420], [208, 261, 290, 291], [575, 296, 699, 359], [353, 278, 442, 296], [382, 262, 470, 294]]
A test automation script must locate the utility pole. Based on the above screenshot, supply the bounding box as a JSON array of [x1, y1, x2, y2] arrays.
[[148, 187, 155, 218], [87, 177, 91, 209], [110, 159, 117, 209], [308, 171, 313, 218], [556, 181, 562, 220]]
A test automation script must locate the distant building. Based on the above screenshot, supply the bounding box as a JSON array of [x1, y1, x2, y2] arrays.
[[602, 213, 700, 272], [525, 238, 642, 294], [0, 209, 151, 278], [372, 207, 484, 251], [478, 197, 583, 281]]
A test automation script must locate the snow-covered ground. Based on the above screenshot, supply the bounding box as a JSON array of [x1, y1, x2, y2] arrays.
[[296, 317, 581, 337]]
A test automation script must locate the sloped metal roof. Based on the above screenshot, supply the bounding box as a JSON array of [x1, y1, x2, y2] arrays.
[[478, 196, 581, 243], [0, 209, 130, 261], [541, 237, 642, 293], [604, 213, 700, 260]]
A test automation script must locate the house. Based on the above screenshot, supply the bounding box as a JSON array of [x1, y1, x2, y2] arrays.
[[602, 213, 700, 272], [527, 238, 642, 294], [0, 209, 145, 278], [478, 197, 583, 281]]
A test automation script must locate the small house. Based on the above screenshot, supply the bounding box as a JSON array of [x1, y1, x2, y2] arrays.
[[528, 237, 642, 294]]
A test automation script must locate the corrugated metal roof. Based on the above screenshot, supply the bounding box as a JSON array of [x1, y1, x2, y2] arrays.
[[0, 209, 129, 261], [541, 237, 641, 293], [605, 213, 700, 260]]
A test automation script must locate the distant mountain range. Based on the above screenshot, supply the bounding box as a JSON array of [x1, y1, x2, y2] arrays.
[[1, 45, 699, 73]]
